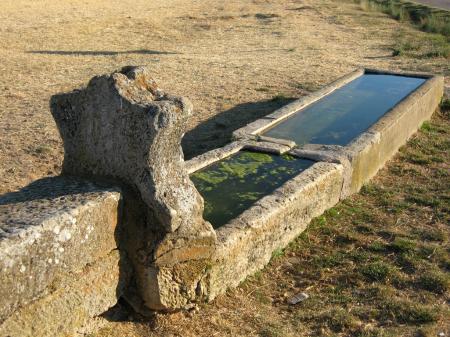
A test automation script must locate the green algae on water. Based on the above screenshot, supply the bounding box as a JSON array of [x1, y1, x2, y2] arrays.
[[191, 151, 314, 228]]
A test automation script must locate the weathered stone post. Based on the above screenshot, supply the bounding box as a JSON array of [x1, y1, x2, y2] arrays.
[[51, 66, 216, 310]]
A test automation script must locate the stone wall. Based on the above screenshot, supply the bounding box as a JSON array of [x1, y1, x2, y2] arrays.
[[50, 66, 217, 312], [207, 162, 344, 299], [0, 177, 128, 337]]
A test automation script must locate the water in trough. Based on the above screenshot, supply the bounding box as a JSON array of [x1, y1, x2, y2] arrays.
[[191, 151, 314, 228], [263, 74, 425, 145]]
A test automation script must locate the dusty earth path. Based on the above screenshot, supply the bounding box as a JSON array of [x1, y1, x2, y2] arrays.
[[0, 0, 448, 194]]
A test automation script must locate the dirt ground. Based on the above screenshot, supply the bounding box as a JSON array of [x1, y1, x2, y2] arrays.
[[0, 0, 449, 336]]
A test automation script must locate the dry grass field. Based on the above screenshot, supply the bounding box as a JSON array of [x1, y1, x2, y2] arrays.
[[0, 0, 449, 194], [0, 0, 449, 336]]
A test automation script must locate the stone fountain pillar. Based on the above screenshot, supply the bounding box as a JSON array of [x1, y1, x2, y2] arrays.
[[51, 66, 216, 310]]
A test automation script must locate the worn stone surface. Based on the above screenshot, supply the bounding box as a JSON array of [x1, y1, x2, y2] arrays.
[[120, 190, 215, 311], [50, 66, 217, 311], [0, 176, 121, 323], [257, 135, 296, 148], [242, 140, 292, 155], [0, 250, 129, 337], [232, 68, 364, 138], [207, 162, 344, 298], [290, 145, 353, 198], [50, 66, 207, 235], [185, 141, 243, 174], [345, 74, 443, 195]]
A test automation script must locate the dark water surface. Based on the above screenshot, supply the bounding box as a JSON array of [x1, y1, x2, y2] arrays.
[[191, 151, 314, 228], [264, 74, 425, 145]]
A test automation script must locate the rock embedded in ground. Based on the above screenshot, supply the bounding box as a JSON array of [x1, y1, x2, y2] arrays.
[[287, 292, 309, 305]]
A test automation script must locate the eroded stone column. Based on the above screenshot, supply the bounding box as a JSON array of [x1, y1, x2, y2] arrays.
[[51, 66, 216, 310]]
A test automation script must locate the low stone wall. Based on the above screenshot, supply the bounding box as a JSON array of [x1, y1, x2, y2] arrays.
[[345, 73, 443, 194], [232, 69, 365, 140], [0, 177, 129, 336]]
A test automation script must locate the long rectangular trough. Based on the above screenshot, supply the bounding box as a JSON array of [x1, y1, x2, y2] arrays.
[[0, 67, 443, 326], [186, 68, 443, 299]]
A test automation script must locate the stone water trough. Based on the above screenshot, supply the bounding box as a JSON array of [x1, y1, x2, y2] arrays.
[[187, 68, 443, 298], [0, 67, 443, 336]]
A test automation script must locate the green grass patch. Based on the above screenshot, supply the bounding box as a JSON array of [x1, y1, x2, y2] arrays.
[[359, 261, 393, 282], [416, 271, 449, 294], [417, 229, 445, 242], [313, 252, 347, 268], [320, 308, 361, 333], [271, 248, 285, 260], [389, 237, 416, 253], [368, 241, 387, 252], [258, 324, 284, 337], [395, 253, 419, 273], [358, 0, 450, 37], [379, 299, 438, 324], [270, 94, 290, 102]]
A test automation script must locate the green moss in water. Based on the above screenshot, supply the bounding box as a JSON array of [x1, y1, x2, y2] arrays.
[[191, 151, 314, 228]]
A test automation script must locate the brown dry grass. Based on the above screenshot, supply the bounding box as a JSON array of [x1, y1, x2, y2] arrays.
[[1, 0, 449, 336], [0, 0, 448, 193]]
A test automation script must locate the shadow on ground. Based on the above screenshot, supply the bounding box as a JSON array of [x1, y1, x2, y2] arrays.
[[0, 176, 113, 205], [182, 97, 296, 160], [27, 49, 179, 56]]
